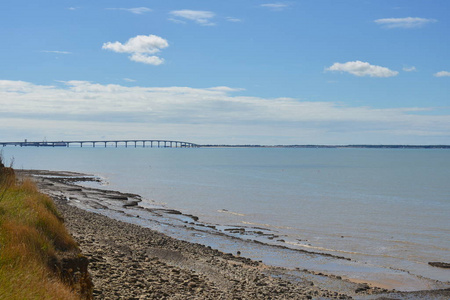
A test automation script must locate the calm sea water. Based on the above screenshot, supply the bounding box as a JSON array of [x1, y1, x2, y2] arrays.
[[3, 147, 450, 286]]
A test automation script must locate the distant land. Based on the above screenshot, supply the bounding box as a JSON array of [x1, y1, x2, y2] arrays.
[[1, 140, 449, 149], [200, 144, 450, 149]]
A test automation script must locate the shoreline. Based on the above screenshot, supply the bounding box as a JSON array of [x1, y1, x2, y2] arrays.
[[21, 169, 450, 299]]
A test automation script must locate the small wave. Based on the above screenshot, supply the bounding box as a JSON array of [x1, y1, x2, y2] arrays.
[[241, 221, 295, 230], [384, 239, 450, 252], [217, 209, 246, 216], [284, 241, 365, 256], [284, 241, 427, 261], [292, 242, 354, 254]]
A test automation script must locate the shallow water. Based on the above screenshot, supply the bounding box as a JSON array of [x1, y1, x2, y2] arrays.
[[3, 146, 450, 289]]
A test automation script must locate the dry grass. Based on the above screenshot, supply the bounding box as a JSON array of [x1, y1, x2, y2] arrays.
[[0, 163, 82, 300]]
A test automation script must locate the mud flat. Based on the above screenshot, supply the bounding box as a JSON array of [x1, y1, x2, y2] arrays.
[[20, 170, 450, 299]]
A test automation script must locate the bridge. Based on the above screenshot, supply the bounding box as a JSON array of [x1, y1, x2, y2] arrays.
[[0, 140, 199, 148]]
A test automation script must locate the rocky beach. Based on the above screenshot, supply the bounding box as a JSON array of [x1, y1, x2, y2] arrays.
[[21, 170, 450, 299]]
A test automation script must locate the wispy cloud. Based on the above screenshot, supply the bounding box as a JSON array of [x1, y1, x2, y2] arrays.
[[107, 7, 152, 15], [261, 3, 290, 11], [326, 61, 399, 78], [206, 86, 245, 92], [102, 35, 168, 65], [1, 80, 449, 144], [169, 10, 216, 26], [123, 78, 136, 82], [168, 18, 186, 25], [226, 17, 242, 23], [374, 17, 437, 29], [403, 66, 416, 72], [434, 71, 450, 77], [41, 50, 72, 54]]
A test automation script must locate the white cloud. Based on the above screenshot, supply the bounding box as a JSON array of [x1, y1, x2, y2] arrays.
[[403, 66, 416, 72], [326, 61, 399, 77], [374, 17, 437, 29], [102, 35, 168, 65], [206, 86, 245, 92], [226, 17, 242, 22], [107, 7, 152, 14], [123, 78, 136, 82], [169, 10, 216, 26], [102, 35, 168, 54], [434, 71, 450, 77], [42, 50, 72, 54], [168, 18, 186, 24], [1, 80, 449, 144], [129, 53, 164, 65], [261, 3, 290, 11]]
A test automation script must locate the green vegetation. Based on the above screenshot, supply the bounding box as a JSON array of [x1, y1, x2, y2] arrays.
[[0, 156, 89, 299]]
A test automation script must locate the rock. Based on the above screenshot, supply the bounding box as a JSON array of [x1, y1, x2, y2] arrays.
[[123, 200, 139, 207], [428, 262, 450, 268], [355, 283, 370, 293], [108, 195, 128, 200]]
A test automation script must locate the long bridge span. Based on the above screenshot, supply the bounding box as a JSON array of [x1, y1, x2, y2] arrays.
[[1, 140, 199, 148]]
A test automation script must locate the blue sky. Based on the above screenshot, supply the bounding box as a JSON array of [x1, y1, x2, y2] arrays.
[[0, 0, 449, 144]]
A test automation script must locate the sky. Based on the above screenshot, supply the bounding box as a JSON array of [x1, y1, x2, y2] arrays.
[[0, 0, 449, 145]]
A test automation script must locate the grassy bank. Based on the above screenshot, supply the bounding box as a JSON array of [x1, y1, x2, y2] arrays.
[[0, 160, 91, 299]]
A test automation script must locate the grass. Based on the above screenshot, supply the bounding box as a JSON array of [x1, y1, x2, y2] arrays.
[[0, 157, 85, 300]]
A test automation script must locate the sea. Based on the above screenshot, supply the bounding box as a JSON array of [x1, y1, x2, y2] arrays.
[[2, 146, 449, 291]]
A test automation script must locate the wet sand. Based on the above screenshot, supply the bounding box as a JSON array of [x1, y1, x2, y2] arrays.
[[21, 170, 450, 299]]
